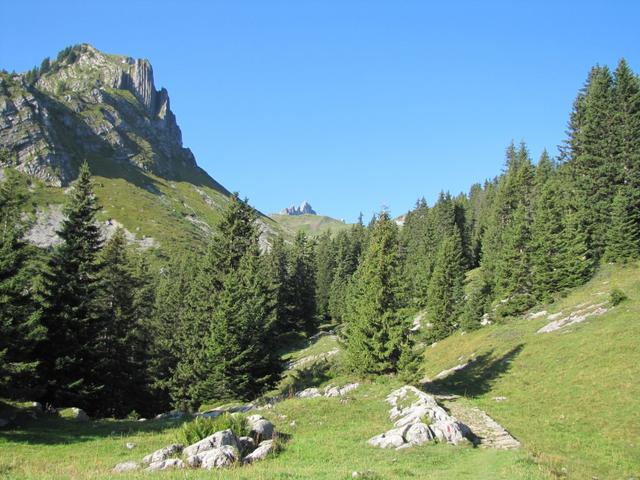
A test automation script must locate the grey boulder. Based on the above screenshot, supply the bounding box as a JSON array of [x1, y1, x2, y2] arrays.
[[145, 458, 185, 471], [243, 439, 275, 464], [197, 445, 239, 469], [405, 422, 434, 445], [183, 429, 238, 457], [142, 443, 183, 464], [112, 461, 140, 473]]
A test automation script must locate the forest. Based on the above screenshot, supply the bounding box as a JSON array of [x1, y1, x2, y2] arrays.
[[1, 58, 639, 419]]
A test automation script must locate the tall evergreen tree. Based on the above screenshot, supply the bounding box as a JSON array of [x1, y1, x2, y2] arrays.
[[39, 162, 104, 411], [0, 170, 45, 399], [288, 231, 317, 335], [426, 228, 466, 340], [342, 212, 415, 375], [604, 187, 640, 263], [93, 229, 149, 417], [314, 231, 336, 325]]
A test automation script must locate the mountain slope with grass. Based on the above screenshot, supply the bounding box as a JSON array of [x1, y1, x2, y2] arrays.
[[0, 44, 283, 255], [269, 213, 351, 237], [2, 263, 637, 479]]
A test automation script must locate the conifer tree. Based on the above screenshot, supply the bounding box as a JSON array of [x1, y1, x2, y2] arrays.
[[288, 231, 317, 335], [342, 212, 415, 375], [0, 170, 45, 399], [265, 236, 293, 337], [604, 187, 640, 263], [314, 231, 335, 325], [93, 229, 149, 417], [39, 162, 104, 410], [426, 228, 466, 340]]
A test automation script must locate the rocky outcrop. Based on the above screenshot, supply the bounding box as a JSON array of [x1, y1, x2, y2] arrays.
[[142, 444, 184, 465], [368, 386, 471, 450], [0, 44, 205, 186], [537, 303, 608, 333], [280, 201, 316, 215]]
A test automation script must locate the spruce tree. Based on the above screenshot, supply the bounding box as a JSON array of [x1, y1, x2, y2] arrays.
[[342, 212, 415, 375], [314, 231, 335, 325], [604, 187, 640, 263], [265, 236, 293, 338], [426, 228, 466, 340], [288, 231, 317, 335], [39, 162, 104, 410], [93, 229, 149, 417], [0, 170, 45, 399]]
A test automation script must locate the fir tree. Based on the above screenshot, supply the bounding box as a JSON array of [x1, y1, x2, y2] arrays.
[[604, 187, 640, 263], [314, 231, 336, 325], [39, 162, 104, 411], [0, 170, 45, 399], [288, 231, 317, 335], [342, 212, 415, 375], [93, 229, 149, 417], [426, 228, 466, 340]]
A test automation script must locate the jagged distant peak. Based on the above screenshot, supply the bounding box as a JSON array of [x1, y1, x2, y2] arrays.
[[280, 201, 317, 216]]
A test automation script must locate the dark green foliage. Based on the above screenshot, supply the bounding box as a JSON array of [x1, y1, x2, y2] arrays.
[[92, 229, 151, 417], [38, 162, 105, 411], [610, 288, 628, 306], [604, 187, 640, 263], [314, 231, 336, 324], [288, 231, 317, 335], [426, 229, 466, 340], [177, 413, 249, 445], [172, 193, 281, 408], [0, 170, 45, 399], [343, 212, 417, 376]]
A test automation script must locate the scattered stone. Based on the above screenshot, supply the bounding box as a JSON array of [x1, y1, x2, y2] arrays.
[[526, 310, 547, 320], [547, 312, 563, 321], [324, 383, 360, 397], [112, 461, 140, 473], [289, 420, 296, 427], [288, 349, 339, 370], [445, 402, 520, 450], [295, 387, 322, 398], [435, 361, 471, 380], [183, 429, 237, 457], [142, 443, 184, 464], [538, 303, 608, 333], [67, 407, 89, 421], [243, 439, 275, 464], [126, 442, 137, 449], [146, 458, 185, 471], [154, 409, 187, 420], [493, 396, 507, 402]]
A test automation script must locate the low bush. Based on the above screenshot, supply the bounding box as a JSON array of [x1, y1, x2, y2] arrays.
[[177, 413, 249, 445], [610, 288, 628, 306]]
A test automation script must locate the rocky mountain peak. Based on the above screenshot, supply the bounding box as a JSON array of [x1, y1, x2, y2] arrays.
[[0, 44, 197, 186], [280, 201, 317, 215]]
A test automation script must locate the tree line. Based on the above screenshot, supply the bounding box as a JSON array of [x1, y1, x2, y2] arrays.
[[1, 59, 638, 417]]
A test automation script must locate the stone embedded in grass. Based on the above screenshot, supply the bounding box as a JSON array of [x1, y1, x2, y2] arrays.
[[324, 382, 360, 397], [249, 417, 275, 442], [537, 303, 608, 333], [112, 461, 140, 473], [126, 442, 137, 449], [237, 436, 256, 455], [197, 445, 239, 469], [369, 386, 472, 450], [405, 423, 435, 445], [243, 439, 275, 464], [142, 443, 184, 464], [295, 387, 322, 398], [145, 458, 185, 471], [183, 429, 238, 457], [154, 409, 187, 420]]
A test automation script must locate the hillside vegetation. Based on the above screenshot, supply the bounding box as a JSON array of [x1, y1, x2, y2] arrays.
[[1, 263, 637, 479], [269, 213, 351, 237]]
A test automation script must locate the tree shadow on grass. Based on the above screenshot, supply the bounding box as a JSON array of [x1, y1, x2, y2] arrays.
[[0, 415, 187, 446], [423, 344, 524, 398]]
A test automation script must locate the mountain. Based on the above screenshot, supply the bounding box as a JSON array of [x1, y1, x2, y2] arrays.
[[280, 201, 316, 215], [269, 213, 351, 237], [0, 44, 281, 253]]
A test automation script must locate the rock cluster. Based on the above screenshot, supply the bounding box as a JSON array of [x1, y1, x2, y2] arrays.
[[295, 382, 360, 399], [113, 415, 278, 473], [368, 386, 470, 450]]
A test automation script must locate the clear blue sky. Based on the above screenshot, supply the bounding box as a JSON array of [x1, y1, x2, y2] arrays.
[[2, 1, 639, 221]]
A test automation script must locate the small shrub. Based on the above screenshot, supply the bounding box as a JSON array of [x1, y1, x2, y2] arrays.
[[610, 288, 628, 306], [126, 410, 140, 421], [177, 413, 249, 445]]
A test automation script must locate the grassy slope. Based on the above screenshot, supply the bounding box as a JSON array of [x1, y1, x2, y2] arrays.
[[1, 264, 638, 479], [423, 262, 640, 479], [270, 213, 351, 237]]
